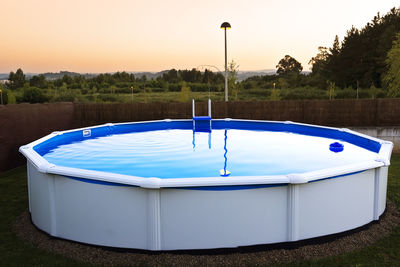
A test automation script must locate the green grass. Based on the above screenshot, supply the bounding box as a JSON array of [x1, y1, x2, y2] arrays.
[[0, 167, 86, 266], [1, 155, 400, 266]]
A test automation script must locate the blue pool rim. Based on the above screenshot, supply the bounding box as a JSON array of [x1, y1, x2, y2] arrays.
[[19, 119, 392, 190], [33, 119, 382, 156]]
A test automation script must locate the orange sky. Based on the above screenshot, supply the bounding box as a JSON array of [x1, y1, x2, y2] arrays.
[[0, 0, 398, 73]]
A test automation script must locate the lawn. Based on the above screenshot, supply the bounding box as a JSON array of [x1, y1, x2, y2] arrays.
[[0, 155, 399, 266]]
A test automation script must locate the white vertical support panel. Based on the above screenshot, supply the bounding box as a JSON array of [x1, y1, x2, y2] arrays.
[[378, 166, 388, 216], [373, 168, 380, 220], [147, 189, 161, 250], [48, 174, 57, 236], [287, 184, 299, 242]]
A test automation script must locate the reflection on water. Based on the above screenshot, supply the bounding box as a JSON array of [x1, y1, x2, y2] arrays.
[[193, 128, 229, 176], [221, 129, 230, 177]]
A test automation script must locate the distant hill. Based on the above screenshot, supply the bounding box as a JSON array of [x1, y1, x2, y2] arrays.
[[132, 71, 167, 80], [133, 69, 280, 81], [134, 69, 279, 81], [42, 71, 96, 80], [237, 69, 276, 81], [0, 69, 310, 81], [0, 71, 96, 80]]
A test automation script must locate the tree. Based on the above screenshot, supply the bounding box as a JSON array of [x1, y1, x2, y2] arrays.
[[311, 8, 400, 89], [0, 86, 16, 105], [269, 89, 281, 101], [110, 85, 117, 94], [276, 55, 303, 75], [178, 82, 190, 102], [29, 74, 47, 88], [228, 60, 239, 86], [8, 68, 26, 90], [330, 35, 341, 56], [326, 81, 337, 100], [368, 83, 382, 99], [309, 47, 329, 76], [61, 74, 73, 85], [162, 69, 179, 83], [383, 33, 400, 97], [228, 60, 239, 100]]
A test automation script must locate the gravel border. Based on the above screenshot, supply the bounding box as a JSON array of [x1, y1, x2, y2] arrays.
[[13, 200, 400, 266]]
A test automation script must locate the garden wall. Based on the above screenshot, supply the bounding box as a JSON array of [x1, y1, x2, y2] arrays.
[[1, 99, 400, 171]]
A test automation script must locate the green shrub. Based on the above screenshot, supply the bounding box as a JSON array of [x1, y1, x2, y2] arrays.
[[336, 87, 357, 99], [22, 87, 48, 103], [115, 87, 131, 94], [189, 83, 209, 92], [1, 89, 17, 104], [52, 94, 75, 102], [98, 94, 118, 102], [246, 88, 270, 97], [281, 87, 326, 100], [168, 83, 181, 92]]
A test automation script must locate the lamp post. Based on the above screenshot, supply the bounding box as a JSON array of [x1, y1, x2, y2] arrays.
[[220, 22, 231, 102]]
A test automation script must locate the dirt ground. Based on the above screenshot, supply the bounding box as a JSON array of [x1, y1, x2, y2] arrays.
[[14, 200, 400, 266]]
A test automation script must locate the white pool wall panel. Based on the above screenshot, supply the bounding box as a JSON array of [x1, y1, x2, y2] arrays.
[[25, 163, 388, 250], [160, 187, 288, 250], [298, 170, 375, 240], [53, 176, 148, 248]]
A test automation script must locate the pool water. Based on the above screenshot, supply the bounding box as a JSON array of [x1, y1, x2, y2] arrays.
[[42, 129, 378, 179]]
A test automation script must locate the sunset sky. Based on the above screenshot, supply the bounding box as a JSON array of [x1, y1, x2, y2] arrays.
[[0, 0, 398, 73]]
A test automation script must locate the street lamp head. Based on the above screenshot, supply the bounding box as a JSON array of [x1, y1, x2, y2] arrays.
[[220, 22, 231, 30]]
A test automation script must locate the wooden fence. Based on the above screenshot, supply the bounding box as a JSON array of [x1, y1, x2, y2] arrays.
[[1, 99, 400, 171]]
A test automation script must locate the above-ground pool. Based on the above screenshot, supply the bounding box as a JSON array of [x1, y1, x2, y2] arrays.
[[20, 119, 393, 250]]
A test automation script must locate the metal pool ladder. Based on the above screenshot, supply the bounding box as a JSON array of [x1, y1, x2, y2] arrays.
[[192, 99, 212, 132]]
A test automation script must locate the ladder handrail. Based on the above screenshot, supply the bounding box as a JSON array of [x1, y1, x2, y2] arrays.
[[208, 99, 211, 117], [192, 99, 195, 118], [192, 99, 211, 118]]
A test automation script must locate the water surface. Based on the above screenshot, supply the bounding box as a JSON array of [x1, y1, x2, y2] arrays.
[[43, 129, 378, 178]]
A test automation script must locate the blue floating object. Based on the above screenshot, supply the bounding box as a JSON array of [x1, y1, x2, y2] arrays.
[[330, 142, 344, 153]]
